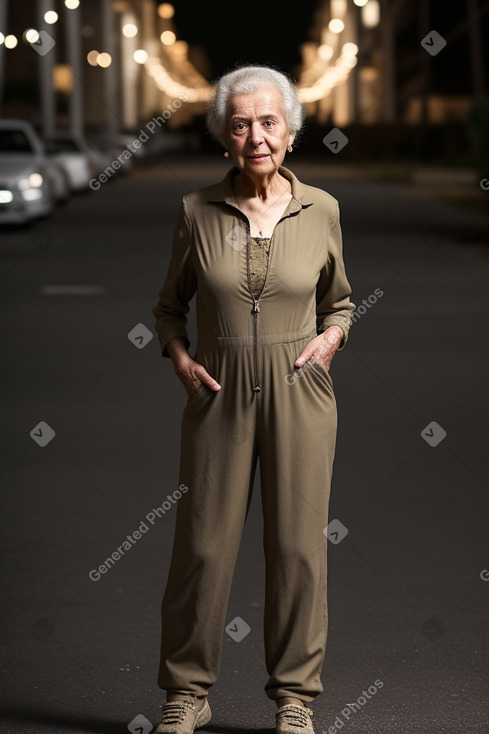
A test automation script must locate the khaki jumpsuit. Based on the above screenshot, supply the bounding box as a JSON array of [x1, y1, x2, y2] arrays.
[[151, 164, 355, 704]]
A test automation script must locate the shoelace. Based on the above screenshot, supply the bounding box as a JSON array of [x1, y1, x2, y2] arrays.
[[277, 704, 314, 728], [160, 698, 196, 724]]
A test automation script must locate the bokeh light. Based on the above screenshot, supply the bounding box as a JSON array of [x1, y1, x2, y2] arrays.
[[157, 3, 175, 19], [328, 19, 345, 33], [122, 23, 138, 38], [160, 30, 176, 45], [133, 49, 148, 64], [331, 0, 347, 17], [44, 11, 58, 24], [342, 42, 359, 56], [318, 44, 334, 61], [24, 28, 40, 44], [87, 50, 99, 66], [97, 52, 112, 68], [362, 0, 380, 27], [5, 34, 18, 48]]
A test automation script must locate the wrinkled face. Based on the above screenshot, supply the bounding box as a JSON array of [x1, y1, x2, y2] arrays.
[[224, 86, 295, 175]]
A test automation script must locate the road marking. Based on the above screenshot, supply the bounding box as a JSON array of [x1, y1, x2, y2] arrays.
[[40, 285, 105, 295]]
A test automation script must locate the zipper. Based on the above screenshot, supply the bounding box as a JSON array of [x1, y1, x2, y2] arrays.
[[245, 219, 276, 393], [251, 299, 260, 392]]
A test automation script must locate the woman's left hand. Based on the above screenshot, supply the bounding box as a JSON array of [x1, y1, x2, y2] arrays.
[[295, 326, 343, 372]]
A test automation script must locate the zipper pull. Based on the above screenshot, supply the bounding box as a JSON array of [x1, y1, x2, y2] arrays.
[[253, 301, 260, 314]]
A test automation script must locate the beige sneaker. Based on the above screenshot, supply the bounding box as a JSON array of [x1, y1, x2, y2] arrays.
[[155, 695, 211, 734], [276, 703, 315, 734]]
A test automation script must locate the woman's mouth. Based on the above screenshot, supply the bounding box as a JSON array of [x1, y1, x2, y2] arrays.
[[246, 154, 270, 162]]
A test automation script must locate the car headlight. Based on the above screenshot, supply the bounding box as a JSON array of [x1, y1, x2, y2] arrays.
[[0, 190, 14, 204], [18, 173, 44, 190], [22, 189, 43, 201], [18, 173, 45, 201]]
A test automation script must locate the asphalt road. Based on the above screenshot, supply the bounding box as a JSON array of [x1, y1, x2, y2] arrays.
[[1, 154, 488, 734]]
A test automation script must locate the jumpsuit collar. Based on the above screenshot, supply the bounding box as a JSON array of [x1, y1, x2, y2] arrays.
[[206, 164, 314, 216]]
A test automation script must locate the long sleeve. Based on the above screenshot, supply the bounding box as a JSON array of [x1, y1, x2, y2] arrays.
[[316, 201, 355, 350], [152, 199, 197, 358]]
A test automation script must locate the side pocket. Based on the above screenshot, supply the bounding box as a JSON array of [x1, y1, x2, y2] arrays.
[[307, 358, 334, 390], [186, 382, 206, 404]]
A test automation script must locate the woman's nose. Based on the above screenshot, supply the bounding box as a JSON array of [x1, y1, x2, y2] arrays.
[[248, 122, 264, 145]]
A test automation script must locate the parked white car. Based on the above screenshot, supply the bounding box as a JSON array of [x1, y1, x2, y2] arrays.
[[106, 126, 190, 160], [0, 119, 57, 224], [92, 136, 134, 174], [46, 159, 71, 203], [45, 134, 96, 192]]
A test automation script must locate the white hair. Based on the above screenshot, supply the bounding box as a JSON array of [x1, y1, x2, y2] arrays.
[[206, 63, 306, 149]]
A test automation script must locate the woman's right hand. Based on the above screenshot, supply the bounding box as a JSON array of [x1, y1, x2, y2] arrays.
[[166, 337, 221, 398]]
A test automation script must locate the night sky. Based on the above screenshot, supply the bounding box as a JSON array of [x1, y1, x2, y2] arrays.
[[166, 0, 321, 81]]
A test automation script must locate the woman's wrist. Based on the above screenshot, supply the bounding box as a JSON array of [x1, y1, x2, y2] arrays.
[[166, 336, 190, 363], [322, 325, 343, 347]]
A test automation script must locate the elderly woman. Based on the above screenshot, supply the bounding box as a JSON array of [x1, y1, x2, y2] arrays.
[[152, 63, 355, 734]]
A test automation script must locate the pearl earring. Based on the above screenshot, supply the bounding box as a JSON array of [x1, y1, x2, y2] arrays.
[[287, 145, 293, 153], [224, 151, 230, 157]]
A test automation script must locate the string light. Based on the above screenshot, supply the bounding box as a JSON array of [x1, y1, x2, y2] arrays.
[[138, 18, 357, 107], [297, 42, 359, 102]]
